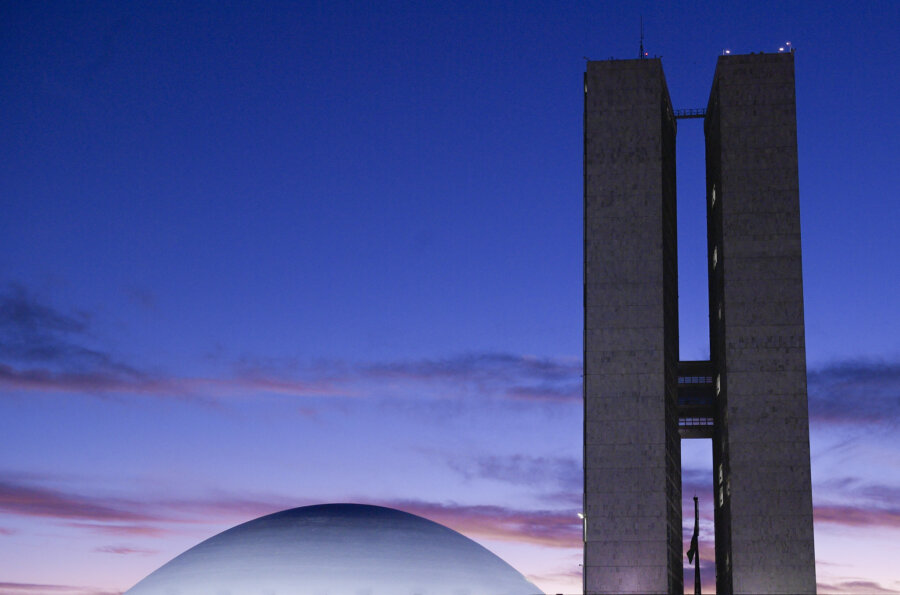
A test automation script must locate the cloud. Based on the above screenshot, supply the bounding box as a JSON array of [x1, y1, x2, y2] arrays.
[[362, 353, 582, 404], [0, 584, 120, 595], [0, 284, 343, 399], [450, 454, 580, 491], [0, 476, 580, 551], [817, 580, 900, 594], [0, 480, 153, 523], [0, 476, 301, 533], [93, 545, 158, 555], [504, 384, 581, 402], [808, 360, 900, 426], [1, 284, 583, 409], [813, 477, 900, 530], [385, 499, 582, 549], [0, 285, 134, 373], [61, 522, 171, 537], [366, 353, 579, 385], [814, 504, 900, 529]]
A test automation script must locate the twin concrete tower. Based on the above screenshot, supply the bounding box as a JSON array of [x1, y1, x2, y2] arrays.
[[583, 52, 816, 593]]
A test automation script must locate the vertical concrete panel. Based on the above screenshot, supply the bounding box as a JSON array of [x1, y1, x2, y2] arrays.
[[706, 53, 816, 594], [583, 59, 681, 594]]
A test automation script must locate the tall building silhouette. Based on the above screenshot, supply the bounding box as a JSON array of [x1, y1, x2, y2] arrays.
[[583, 52, 816, 594]]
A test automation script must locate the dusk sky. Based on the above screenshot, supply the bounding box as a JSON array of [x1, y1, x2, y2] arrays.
[[1, 2, 899, 594]]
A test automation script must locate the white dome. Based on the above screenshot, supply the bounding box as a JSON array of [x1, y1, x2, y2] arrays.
[[127, 503, 543, 595]]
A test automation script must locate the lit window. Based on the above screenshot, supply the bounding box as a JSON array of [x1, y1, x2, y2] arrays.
[[712, 246, 718, 269], [716, 375, 721, 396], [710, 186, 717, 208]]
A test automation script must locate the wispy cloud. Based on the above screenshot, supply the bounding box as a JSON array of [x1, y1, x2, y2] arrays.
[[363, 353, 581, 403], [817, 579, 900, 594], [814, 504, 900, 529], [1, 284, 581, 405], [0, 285, 136, 375], [0, 477, 579, 549], [385, 499, 581, 549], [813, 476, 900, 530], [93, 545, 158, 555], [0, 285, 341, 399], [808, 360, 900, 426], [61, 522, 171, 537], [0, 584, 121, 595], [0, 480, 153, 523], [0, 476, 300, 532], [449, 454, 580, 490]]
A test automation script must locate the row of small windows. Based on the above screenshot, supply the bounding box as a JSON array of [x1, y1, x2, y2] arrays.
[[678, 417, 714, 427], [677, 375, 713, 385]]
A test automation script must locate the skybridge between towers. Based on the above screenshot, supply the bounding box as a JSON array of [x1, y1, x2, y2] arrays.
[[583, 52, 816, 594]]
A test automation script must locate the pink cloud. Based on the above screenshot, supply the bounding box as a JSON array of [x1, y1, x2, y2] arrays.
[[817, 579, 900, 594], [0, 584, 121, 595], [814, 504, 900, 528], [93, 545, 158, 555], [1, 288, 583, 405], [1, 479, 581, 550], [384, 499, 581, 548], [0, 364, 341, 400], [0, 481, 152, 522], [62, 522, 171, 537]]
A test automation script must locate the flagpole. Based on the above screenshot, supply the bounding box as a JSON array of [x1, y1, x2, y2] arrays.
[[693, 496, 701, 595]]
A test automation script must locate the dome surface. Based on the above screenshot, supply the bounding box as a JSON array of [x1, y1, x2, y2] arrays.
[[127, 503, 543, 595]]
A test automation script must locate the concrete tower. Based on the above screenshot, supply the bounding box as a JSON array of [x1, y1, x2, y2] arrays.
[[583, 52, 815, 594], [583, 58, 682, 595], [705, 53, 816, 594]]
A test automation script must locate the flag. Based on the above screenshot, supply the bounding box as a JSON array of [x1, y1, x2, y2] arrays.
[[686, 496, 699, 564]]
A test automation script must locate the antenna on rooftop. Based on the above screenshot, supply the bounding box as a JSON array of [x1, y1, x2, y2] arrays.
[[639, 15, 645, 59]]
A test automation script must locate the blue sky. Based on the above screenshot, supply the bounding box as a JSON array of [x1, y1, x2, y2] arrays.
[[1, 2, 899, 594]]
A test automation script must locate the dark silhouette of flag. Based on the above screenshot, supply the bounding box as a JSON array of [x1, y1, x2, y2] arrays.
[[686, 495, 700, 594]]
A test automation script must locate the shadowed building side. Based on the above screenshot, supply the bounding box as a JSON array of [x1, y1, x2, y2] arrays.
[[705, 52, 816, 594], [583, 58, 682, 595]]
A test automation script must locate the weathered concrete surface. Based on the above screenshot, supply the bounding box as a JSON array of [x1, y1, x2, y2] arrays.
[[705, 52, 816, 594], [583, 58, 682, 595]]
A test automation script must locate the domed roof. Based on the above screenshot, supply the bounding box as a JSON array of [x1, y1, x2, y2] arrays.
[[127, 503, 543, 595]]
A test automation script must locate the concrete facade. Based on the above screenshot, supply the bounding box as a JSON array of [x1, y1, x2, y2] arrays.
[[583, 52, 815, 594], [705, 53, 816, 594], [583, 58, 682, 595]]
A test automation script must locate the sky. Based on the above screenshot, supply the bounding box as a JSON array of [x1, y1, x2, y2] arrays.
[[1, 1, 899, 594]]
